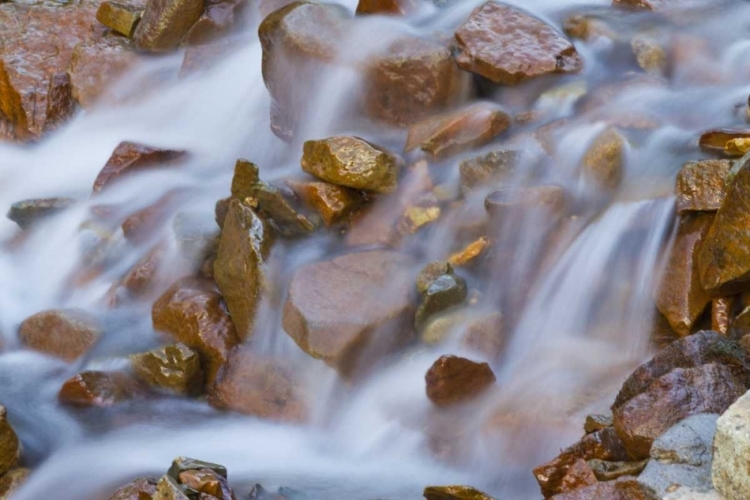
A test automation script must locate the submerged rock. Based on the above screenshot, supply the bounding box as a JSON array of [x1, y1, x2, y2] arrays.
[[454, 2, 581, 85], [459, 150, 517, 192], [183, 0, 247, 46], [632, 34, 666, 75], [712, 390, 750, 499], [0, 468, 30, 498], [93, 142, 188, 193], [423, 485, 495, 500], [69, 36, 138, 108], [449, 237, 490, 267], [131, 343, 204, 395], [425, 355, 496, 407], [581, 127, 625, 193], [58, 371, 143, 407], [6, 198, 76, 229], [133, 0, 205, 51], [178, 468, 234, 499], [287, 179, 362, 226], [96, 2, 144, 38], [356, 0, 414, 15], [675, 160, 731, 214], [415, 274, 467, 330], [18, 309, 102, 362], [0, 407, 19, 476]]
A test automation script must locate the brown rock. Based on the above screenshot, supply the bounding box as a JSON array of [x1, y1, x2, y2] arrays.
[[213, 199, 272, 340], [484, 185, 566, 219], [454, 2, 582, 85], [6, 198, 76, 229], [178, 469, 234, 499], [356, 0, 414, 15], [18, 309, 102, 362], [423, 486, 495, 500], [108, 477, 159, 500], [698, 128, 750, 153], [152, 278, 240, 383], [287, 179, 362, 226], [586, 459, 648, 481], [581, 127, 625, 193], [122, 244, 165, 296], [563, 14, 615, 42], [363, 36, 467, 127], [460, 311, 506, 359], [0, 468, 30, 499], [449, 237, 490, 267], [96, 2, 144, 38], [122, 192, 180, 243], [557, 459, 597, 495], [133, 0, 205, 52], [131, 343, 204, 395], [93, 142, 188, 193], [58, 371, 143, 407], [69, 36, 138, 108], [425, 355, 495, 407], [400, 205, 441, 235], [583, 414, 612, 434], [215, 197, 230, 228], [548, 477, 653, 500], [416, 261, 453, 296], [208, 346, 306, 421], [154, 475, 190, 500], [282, 250, 414, 376], [0, 407, 19, 476], [45, 72, 76, 130], [183, 0, 246, 46], [654, 213, 713, 336], [675, 159, 731, 214], [631, 35, 666, 75], [405, 102, 511, 159], [712, 296, 734, 335], [301, 136, 403, 193], [167, 457, 227, 481], [459, 149, 517, 192]]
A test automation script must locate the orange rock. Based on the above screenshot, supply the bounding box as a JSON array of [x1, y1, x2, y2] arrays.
[[675, 159, 731, 214], [355, 0, 414, 15], [133, 0, 205, 52], [69, 36, 138, 108], [425, 355, 496, 407], [699, 128, 750, 153], [93, 142, 188, 193], [122, 244, 166, 296], [18, 309, 102, 362], [448, 237, 489, 267], [58, 371, 143, 407], [287, 179, 362, 226]]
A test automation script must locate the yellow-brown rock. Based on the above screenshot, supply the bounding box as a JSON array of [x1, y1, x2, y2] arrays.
[[399, 205, 441, 234], [631, 34, 666, 74], [423, 485, 495, 500], [18, 309, 102, 362], [133, 0, 205, 52], [69, 36, 138, 108], [675, 159, 731, 214], [699, 128, 750, 153], [405, 102, 511, 159], [0, 407, 19, 476], [449, 237, 489, 267], [0, 468, 30, 499], [287, 179, 362, 226], [302, 136, 403, 193], [131, 343, 204, 395], [725, 137, 750, 157], [654, 213, 713, 336], [356, 0, 414, 15], [58, 371, 143, 407], [459, 149, 517, 192], [183, 0, 246, 46], [213, 199, 272, 340], [178, 469, 234, 499], [107, 477, 159, 500], [96, 1, 144, 38], [581, 127, 625, 193]]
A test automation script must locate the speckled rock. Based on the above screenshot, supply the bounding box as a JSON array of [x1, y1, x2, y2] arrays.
[[7, 198, 76, 229], [131, 343, 204, 395], [96, 2, 144, 37], [675, 160, 731, 214], [0, 407, 19, 476], [712, 390, 750, 500], [108, 478, 159, 500], [581, 127, 625, 193], [18, 309, 102, 362], [58, 371, 143, 407], [93, 141, 188, 193], [423, 485, 495, 500], [133, 0, 205, 51]]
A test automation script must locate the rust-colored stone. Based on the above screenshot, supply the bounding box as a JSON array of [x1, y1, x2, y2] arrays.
[[675, 159, 731, 214], [133, 0, 205, 52], [45, 72, 76, 130], [58, 371, 143, 407], [122, 244, 165, 296], [0, 407, 19, 476], [93, 142, 188, 193], [356, 0, 414, 15], [69, 36, 137, 108], [548, 477, 653, 500], [183, 0, 247, 45], [425, 355, 495, 407], [556, 459, 597, 495], [108, 478, 159, 500], [287, 179, 362, 226], [178, 469, 234, 499], [0, 468, 30, 499], [6, 197, 76, 229], [18, 309, 102, 362]]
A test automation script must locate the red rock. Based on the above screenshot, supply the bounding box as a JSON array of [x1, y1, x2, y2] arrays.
[[18, 309, 102, 362], [184, 0, 247, 45], [425, 355, 496, 407], [675, 159, 731, 214], [58, 371, 143, 407], [108, 478, 159, 500], [454, 2, 581, 85], [557, 459, 597, 495], [133, 0, 205, 52], [93, 141, 188, 193], [355, 0, 414, 15], [122, 244, 166, 296], [69, 36, 138, 108]]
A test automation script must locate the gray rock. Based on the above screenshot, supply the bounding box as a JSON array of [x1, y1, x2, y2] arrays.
[[712, 389, 750, 500]]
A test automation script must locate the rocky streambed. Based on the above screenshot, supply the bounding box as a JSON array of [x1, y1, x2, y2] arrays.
[[3, 0, 750, 498]]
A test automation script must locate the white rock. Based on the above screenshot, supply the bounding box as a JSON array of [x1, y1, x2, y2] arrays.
[[712, 389, 750, 500]]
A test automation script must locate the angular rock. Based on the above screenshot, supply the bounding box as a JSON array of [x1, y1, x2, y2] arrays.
[[96, 2, 144, 38], [131, 343, 204, 395], [484, 185, 567, 219], [7, 198, 76, 229], [58, 371, 143, 407], [208, 346, 306, 421], [399, 205, 441, 235], [698, 129, 750, 153], [121, 245, 165, 297], [213, 199, 272, 339], [69, 36, 138, 108], [287, 179, 362, 226], [581, 127, 625, 193], [152, 278, 240, 383], [725, 138, 750, 157], [459, 150, 517, 192], [556, 459, 597, 495], [415, 274, 467, 330], [711, 296, 734, 336], [632, 35, 666, 74], [282, 250, 414, 376], [449, 237, 490, 267], [416, 261, 453, 296], [93, 142, 188, 193], [178, 469, 234, 499], [168, 457, 227, 480], [454, 2, 582, 85], [405, 102, 510, 160], [587, 459, 648, 481], [584, 414, 612, 434], [675, 160, 731, 214], [154, 475, 190, 500], [423, 486, 495, 500], [548, 477, 654, 500], [108, 478, 159, 500], [301, 136, 403, 194], [45, 72, 77, 130], [0, 407, 19, 476], [712, 389, 750, 499], [18, 309, 102, 362], [183, 0, 246, 45], [425, 355, 495, 407], [356, 0, 414, 15], [0, 468, 30, 499], [133, 0, 205, 52]]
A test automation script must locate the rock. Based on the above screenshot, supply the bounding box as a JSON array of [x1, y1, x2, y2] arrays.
[[287, 179, 362, 226], [423, 485, 495, 500], [282, 250, 414, 376], [131, 343, 204, 395], [415, 274, 468, 330], [563, 14, 615, 42], [459, 150, 518, 193], [183, 0, 246, 46], [698, 129, 750, 153], [108, 478, 159, 500], [18, 309, 102, 362], [45, 72, 77, 130], [96, 2, 144, 38], [154, 475, 190, 500], [416, 261, 453, 295], [581, 127, 625, 193], [93, 142, 188, 193], [356, 0, 414, 15], [400, 205, 441, 235], [172, 211, 220, 263], [178, 469, 234, 499], [207, 346, 306, 421], [632, 35, 666, 74], [301, 136, 403, 194], [405, 103, 510, 160], [133, 0, 205, 52], [0, 407, 19, 476], [711, 296, 734, 336], [484, 185, 567, 219], [712, 389, 750, 499], [449, 237, 490, 267], [213, 199, 272, 340], [363, 36, 466, 126], [675, 160, 731, 214], [655, 213, 713, 336], [121, 192, 182, 243], [613, 0, 694, 11], [168, 457, 227, 480], [556, 459, 597, 495], [587, 459, 648, 481], [425, 355, 495, 407], [664, 488, 723, 500], [0, 468, 30, 499], [460, 311, 506, 358], [548, 477, 654, 500], [6, 198, 76, 229], [454, 2, 582, 85], [58, 371, 143, 407], [69, 36, 138, 108], [725, 138, 750, 157], [732, 306, 750, 338], [584, 414, 613, 434], [152, 278, 240, 383]]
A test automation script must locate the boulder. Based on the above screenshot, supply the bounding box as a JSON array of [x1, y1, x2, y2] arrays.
[[18, 309, 102, 362], [712, 389, 750, 499], [548, 477, 654, 500], [133, 0, 205, 52], [287, 179, 362, 226], [423, 486, 495, 500], [654, 213, 713, 336], [459, 149, 517, 193], [301, 136, 403, 193], [6, 198, 76, 229], [0, 407, 19, 476], [207, 346, 306, 421], [96, 1, 144, 38], [69, 36, 138, 108], [454, 2, 581, 85], [183, 0, 247, 46], [415, 274, 467, 330], [581, 127, 625, 193], [93, 142, 188, 193], [167, 457, 227, 480], [131, 343, 204, 395], [0, 468, 30, 499], [152, 278, 240, 383], [213, 199, 272, 339], [154, 475, 190, 500], [108, 478, 159, 500], [282, 250, 414, 376], [675, 160, 731, 214], [58, 371, 143, 407], [425, 355, 495, 407], [484, 185, 567, 220], [405, 102, 511, 159]]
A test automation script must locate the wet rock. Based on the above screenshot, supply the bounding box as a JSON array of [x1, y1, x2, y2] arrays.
[[45, 72, 77, 130], [168, 457, 227, 481], [563, 14, 615, 42], [133, 0, 205, 52], [459, 150, 517, 192], [632, 35, 666, 75], [712, 389, 750, 499], [415, 274, 467, 330], [122, 193, 181, 243], [698, 129, 750, 153], [152, 278, 240, 383], [213, 199, 272, 340], [131, 343, 204, 395], [301, 136, 403, 194], [7, 197, 76, 229], [449, 237, 490, 267], [93, 142, 188, 193], [711, 296, 734, 336], [460, 310, 505, 359], [208, 346, 306, 421], [400, 205, 441, 234], [655, 213, 713, 336], [423, 485, 495, 500], [581, 127, 625, 193], [282, 250, 414, 376], [69, 36, 138, 108], [96, 2, 144, 38], [416, 261, 453, 296], [548, 477, 654, 500], [454, 2, 582, 85], [0, 468, 30, 498], [155, 475, 191, 500], [556, 459, 597, 495], [587, 459, 648, 481], [425, 355, 495, 407], [58, 370, 143, 407], [108, 477, 159, 500], [363, 36, 466, 126], [725, 137, 750, 157], [18, 309, 102, 362], [178, 469, 234, 500], [484, 185, 566, 219], [0, 407, 19, 476], [172, 211, 220, 263], [675, 160, 731, 214], [183, 0, 247, 46], [230, 158, 259, 198], [356, 0, 415, 14], [121, 245, 165, 297], [584, 414, 613, 434], [613, 0, 694, 10], [287, 179, 362, 226]]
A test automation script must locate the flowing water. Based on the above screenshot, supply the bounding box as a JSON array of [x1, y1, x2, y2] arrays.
[[2, 0, 750, 498]]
